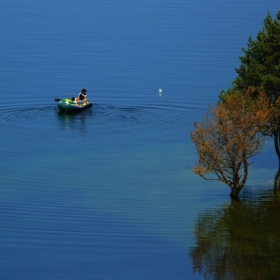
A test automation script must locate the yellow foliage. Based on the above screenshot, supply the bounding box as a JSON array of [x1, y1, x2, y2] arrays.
[[191, 88, 275, 190]]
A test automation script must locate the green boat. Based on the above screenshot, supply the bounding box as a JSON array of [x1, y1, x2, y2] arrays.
[[56, 98, 92, 113]]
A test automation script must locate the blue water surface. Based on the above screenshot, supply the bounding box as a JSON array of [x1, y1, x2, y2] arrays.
[[0, 1, 279, 279]]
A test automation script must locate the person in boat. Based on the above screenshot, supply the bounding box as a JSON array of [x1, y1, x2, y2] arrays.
[[76, 88, 87, 104]]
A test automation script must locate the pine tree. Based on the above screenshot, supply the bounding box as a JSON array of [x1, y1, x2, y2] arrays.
[[233, 11, 280, 166]]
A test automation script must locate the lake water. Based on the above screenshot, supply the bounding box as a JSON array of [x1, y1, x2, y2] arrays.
[[1, 1, 280, 279]]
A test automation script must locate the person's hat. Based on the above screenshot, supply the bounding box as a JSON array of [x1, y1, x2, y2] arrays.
[[81, 88, 87, 93]]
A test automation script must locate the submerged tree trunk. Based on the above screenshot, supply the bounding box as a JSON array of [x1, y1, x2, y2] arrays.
[[230, 187, 241, 201], [273, 131, 280, 169], [274, 169, 280, 194]]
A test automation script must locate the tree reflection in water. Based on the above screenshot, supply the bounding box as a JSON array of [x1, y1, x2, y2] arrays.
[[189, 189, 280, 280]]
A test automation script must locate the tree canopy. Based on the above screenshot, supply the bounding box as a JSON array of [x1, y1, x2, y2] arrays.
[[229, 11, 280, 167], [191, 11, 280, 197], [191, 88, 271, 199], [233, 11, 280, 102]]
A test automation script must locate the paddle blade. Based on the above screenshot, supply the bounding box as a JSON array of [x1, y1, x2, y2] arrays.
[[54, 98, 61, 102]]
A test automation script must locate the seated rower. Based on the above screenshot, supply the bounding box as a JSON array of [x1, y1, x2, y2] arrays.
[[76, 88, 88, 104]]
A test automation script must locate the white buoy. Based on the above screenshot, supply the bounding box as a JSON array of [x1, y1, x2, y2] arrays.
[[158, 88, 162, 97]]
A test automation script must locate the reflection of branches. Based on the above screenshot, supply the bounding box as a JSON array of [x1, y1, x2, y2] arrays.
[[189, 196, 280, 279]]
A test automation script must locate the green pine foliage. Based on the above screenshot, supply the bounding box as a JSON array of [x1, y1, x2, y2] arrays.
[[218, 11, 280, 169], [233, 11, 280, 102]]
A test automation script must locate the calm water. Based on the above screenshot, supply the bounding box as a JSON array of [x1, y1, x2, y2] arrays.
[[1, 1, 280, 279]]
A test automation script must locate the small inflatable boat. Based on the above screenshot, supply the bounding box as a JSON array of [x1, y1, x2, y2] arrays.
[[56, 98, 92, 113]]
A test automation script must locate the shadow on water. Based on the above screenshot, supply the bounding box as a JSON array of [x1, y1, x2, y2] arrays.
[[56, 103, 141, 129], [55, 102, 179, 138], [57, 108, 91, 120], [189, 180, 280, 280]]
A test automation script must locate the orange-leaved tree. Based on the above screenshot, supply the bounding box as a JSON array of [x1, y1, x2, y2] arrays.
[[191, 88, 275, 199]]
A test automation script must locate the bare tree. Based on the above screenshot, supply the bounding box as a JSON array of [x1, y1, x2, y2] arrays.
[[191, 88, 273, 199]]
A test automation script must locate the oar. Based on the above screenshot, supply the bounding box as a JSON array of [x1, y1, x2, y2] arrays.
[[54, 98, 61, 102]]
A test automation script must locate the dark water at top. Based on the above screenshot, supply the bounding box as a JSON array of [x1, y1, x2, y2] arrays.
[[0, 1, 279, 279]]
